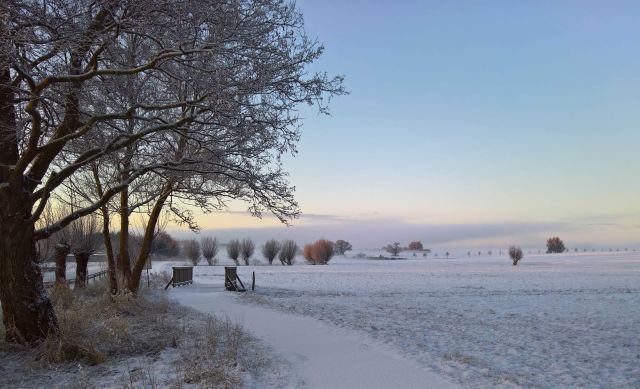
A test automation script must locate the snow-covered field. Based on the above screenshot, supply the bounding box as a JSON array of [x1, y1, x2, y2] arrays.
[[160, 251, 640, 388]]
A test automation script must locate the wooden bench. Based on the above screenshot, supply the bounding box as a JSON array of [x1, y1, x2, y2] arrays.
[[224, 266, 246, 292]]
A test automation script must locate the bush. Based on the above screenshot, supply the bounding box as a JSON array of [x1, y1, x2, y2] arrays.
[[303, 244, 314, 263], [201, 237, 218, 265], [509, 246, 524, 265], [303, 239, 335, 265], [546, 237, 565, 253], [151, 231, 180, 257], [262, 239, 281, 265], [278, 240, 297, 265], [227, 239, 241, 265], [183, 240, 200, 266], [240, 239, 255, 266], [408, 241, 423, 251], [334, 240, 352, 255]]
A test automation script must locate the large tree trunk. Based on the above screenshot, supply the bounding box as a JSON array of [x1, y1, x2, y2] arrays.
[[0, 199, 59, 344], [0, 65, 59, 344], [128, 184, 172, 293], [74, 252, 90, 288], [54, 243, 71, 287]]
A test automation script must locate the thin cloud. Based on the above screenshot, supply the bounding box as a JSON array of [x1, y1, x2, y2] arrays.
[[171, 219, 569, 249]]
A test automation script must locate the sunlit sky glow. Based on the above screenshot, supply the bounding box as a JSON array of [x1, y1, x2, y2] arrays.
[[173, 1, 640, 249]]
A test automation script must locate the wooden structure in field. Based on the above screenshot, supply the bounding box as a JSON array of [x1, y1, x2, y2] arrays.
[[225, 266, 246, 292], [164, 266, 194, 289]]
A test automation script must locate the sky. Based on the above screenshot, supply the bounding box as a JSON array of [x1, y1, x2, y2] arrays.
[[174, 0, 640, 249]]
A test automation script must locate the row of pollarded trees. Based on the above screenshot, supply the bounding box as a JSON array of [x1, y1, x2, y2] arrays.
[[180, 238, 352, 266], [37, 208, 103, 288], [0, 0, 344, 344], [180, 238, 300, 266]]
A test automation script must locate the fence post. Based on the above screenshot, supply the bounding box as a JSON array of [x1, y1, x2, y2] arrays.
[[252, 271, 255, 291]]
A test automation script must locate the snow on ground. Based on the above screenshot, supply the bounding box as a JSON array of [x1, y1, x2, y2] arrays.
[[171, 285, 457, 389], [159, 251, 640, 388]]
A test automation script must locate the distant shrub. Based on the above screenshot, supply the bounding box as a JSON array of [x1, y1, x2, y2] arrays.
[[509, 246, 523, 266], [201, 236, 218, 265], [183, 240, 200, 266], [303, 244, 314, 263], [262, 239, 281, 265], [279, 240, 298, 265], [546, 237, 565, 253], [385, 242, 401, 256], [408, 241, 423, 251], [152, 231, 180, 257], [303, 239, 335, 265], [227, 239, 241, 265], [334, 240, 352, 255], [241, 238, 255, 265], [356, 252, 367, 259]]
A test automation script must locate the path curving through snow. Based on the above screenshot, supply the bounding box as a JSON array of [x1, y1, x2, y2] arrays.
[[171, 285, 457, 389]]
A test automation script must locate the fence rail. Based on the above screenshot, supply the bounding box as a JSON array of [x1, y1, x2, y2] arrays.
[[43, 269, 108, 288]]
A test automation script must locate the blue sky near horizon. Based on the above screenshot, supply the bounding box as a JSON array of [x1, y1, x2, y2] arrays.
[[182, 1, 640, 248]]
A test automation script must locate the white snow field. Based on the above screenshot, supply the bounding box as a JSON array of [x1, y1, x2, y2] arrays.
[[162, 251, 640, 388], [172, 285, 457, 389]]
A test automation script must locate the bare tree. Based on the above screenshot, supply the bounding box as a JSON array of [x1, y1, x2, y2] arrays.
[[201, 237, 218, 266], [509, 246, 524, 266], [47, 207, 74, 287], [385, 242, 402, 256], [279, 240, 298, 265], [241, 239, 255, 266], [262, 239, 281, 265], [227, 240, 241, 266], [69, 214, 101, 288], [334, 240, 352, 256], [183, 240, 201, 266], [0, 0, 344, 342]]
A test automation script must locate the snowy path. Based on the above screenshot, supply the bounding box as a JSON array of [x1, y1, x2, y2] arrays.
[[171, 285, 457, 389]]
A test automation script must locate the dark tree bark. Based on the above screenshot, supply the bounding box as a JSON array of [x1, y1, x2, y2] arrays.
[[117, 186, 131, 283], [0, 65, 58, 343], [0, 197, 59, 343], [74, 252, 90, 288], [128, 184, 172, 293], [92, 164, 118, 294], [54, 244, 70, 287], [102, 211, 118, 294]]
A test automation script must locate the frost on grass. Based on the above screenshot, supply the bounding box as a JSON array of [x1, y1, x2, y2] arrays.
[[0, 279, 274, 388], [238, 252, 640, 388]]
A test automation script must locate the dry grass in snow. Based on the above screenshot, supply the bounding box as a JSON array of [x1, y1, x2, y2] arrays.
[[0, 279, 275, 388]]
